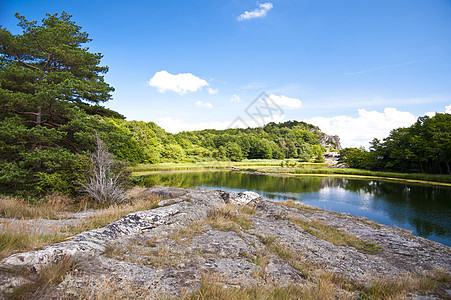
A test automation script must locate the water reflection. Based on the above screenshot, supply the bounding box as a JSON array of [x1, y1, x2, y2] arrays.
[[134, 171, 451, 246]]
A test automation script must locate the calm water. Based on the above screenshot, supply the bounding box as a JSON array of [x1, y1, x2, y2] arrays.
[[135, 171, 451, 246]]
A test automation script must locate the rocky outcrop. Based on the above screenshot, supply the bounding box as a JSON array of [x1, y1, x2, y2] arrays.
[[0, 187, 449, 299], [321, 134, 342, 151]]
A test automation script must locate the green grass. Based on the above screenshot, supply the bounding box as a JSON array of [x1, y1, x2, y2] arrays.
[[288, 217, 382, 254], [130, 160, 451, 185], [268, 166, 451, 185], [130, 159, 324, 175]]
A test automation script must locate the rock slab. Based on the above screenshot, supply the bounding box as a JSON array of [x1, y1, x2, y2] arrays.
[[0, 186, 449, 299]]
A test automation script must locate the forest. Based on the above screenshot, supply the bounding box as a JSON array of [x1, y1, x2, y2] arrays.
[[0, 13, 336, 197], [339, 113, 450, 174], [1, 12, 449, 199]]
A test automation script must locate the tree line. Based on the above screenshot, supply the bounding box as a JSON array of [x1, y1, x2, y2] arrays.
[[339, 113, 450, 174], [0, 12, 331, 197]]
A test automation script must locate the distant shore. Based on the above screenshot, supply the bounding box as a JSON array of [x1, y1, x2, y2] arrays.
[[130, 160, 451, 186]]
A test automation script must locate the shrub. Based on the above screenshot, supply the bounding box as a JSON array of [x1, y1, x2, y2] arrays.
[[80, 135, 129, 204]]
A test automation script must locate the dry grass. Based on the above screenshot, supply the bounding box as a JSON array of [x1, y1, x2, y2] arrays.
[[61, 274, 157, 300], [207, 204, 253, 231], [55, 267, 450, 299], [102, 203, 257, 270], [0, 194, 161, 261], [279, 199, 322, 212], [63, 196, 161, 235], [362, 267, 451, 300], [103, 244, 127, 259], [182, 271, 353, 300], [168, 204, 255, 244], [289, 217, 381, 254], [0, 220, 65, 260], [8, 255, 75, 299], [104, 240, 184, 269], [255, 234, 313, 279], [0, 193, 76, 220], [58, 271, 353, 299]]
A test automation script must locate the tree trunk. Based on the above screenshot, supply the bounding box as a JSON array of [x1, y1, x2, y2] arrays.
[[36, 106, 41, 125]]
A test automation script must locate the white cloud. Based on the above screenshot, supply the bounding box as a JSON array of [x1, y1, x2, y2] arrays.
[[423, 105, 451, 117], [208, 88, 218, 95], [195, 101, 213, 109], [305, 108, 417, 148], [237, 2, 273, 21], [230, 94, 241, 102], [158, 114, 285, 133], [268, 94, 302, 109], [148, 70, 208, 95]]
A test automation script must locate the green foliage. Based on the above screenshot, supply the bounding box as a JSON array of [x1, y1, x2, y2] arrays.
[[0, 12, 336, 197], [161, 144, 185, 161], [340, 113, 451, 174], [166, 121, 329, 162], [225, 141, 244, 162], [0, 12, 134, 197]]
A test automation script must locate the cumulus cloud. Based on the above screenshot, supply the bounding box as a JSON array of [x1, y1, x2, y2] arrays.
[[305, 108, 416, 148], [237, 2, 273, 21], [268, 94, 302, 109], [195, 101, 213, 108], [230, 94, 241, 102], [208, 88, 218, 95], [446, 105, 451, 114], [148, 70, 208, 95]]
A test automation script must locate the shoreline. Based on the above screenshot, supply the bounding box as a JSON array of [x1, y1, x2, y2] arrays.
[[132, 167, 451, 187], [1, 186, 449, 299]]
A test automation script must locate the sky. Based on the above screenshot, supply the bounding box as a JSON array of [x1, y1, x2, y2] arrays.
[[1, 0, 451, 147]]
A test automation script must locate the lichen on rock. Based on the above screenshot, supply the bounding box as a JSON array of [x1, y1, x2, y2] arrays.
[[0, 186, 449, 299]]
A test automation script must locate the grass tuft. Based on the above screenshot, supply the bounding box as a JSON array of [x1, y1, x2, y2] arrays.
[[0, 194, 161, 261], [8, 255, 75, 299], [361, 267, 451, 300], [289, 217, 382, 254], [0, 221, 65, 260], [183, 271, 353, 300], [0, 193, 75, 220], [207, 204, 253, 231]]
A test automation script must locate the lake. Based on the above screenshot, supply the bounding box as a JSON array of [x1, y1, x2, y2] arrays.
[[135, 171, 451, 246]]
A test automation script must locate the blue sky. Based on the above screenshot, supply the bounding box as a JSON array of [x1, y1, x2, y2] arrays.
[[1, 0, 450, 147]]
